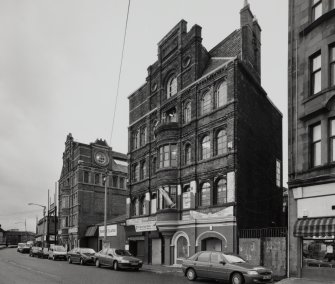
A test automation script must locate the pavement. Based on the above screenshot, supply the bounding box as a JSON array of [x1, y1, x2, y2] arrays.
[[275, 278, 335, 284], [141, 264, 183, 275]]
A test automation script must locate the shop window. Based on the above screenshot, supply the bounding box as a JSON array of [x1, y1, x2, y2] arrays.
[[214, 179, 227, 205], [311, 123, 322, 167], [215, 81, 227, 108], [201, 91, 212, 115], [303, 239, 335, 268], [183, 101, 191, 124], [312, 0, 322, 21], [311, 52, 322, 95], [330, 119, 335, 162], [201, 135, 211, 160], [166, 75, 177, 98], [200, 182, 211, 207], [216, 129, 227, 155], [330, 45, 335, 87]]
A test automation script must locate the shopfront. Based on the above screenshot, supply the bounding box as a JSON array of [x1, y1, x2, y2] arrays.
[[293, 217, 335, 280]]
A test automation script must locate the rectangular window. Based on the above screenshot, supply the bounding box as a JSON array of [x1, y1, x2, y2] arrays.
[[95, 173, 100, 185], [311, 52, 322, 95], [330, 45, 335, 86], [312, 0, 322, 21], [276, 160, 281, 187], [159, 144, 177, 168], [119, 177, 125, 189], [112, 176, 118, 188], [330, 118, 335, 162], [83, 171, 89, 183], [311, 123, 322, 167]]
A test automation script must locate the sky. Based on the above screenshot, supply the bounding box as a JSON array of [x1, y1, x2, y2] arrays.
[[0, 0, 288, 232]]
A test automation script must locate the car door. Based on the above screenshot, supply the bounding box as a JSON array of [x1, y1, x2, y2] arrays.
[[194, 252, 211, 278], [105, 249, 115, 266], [72, 248, 79, 262], [98, 249, 108, 265], [210, 252, 230, 280]]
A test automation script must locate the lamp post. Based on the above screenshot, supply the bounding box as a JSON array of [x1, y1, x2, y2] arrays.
[[103, 169, 109, 244], [28, 203, 46, 247]]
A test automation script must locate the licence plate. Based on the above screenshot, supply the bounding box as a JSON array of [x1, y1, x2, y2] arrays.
[[131, 263, 138, 265], [263, 275, 271, 280]]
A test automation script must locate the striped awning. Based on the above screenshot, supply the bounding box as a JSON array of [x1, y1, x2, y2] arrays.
[[85, 226, 98, 237], [293, 217, 335, 237]]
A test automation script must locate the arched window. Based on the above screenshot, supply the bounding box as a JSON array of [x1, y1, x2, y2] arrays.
[[215, 81, 227, 108], [176, 236, 189, 259], [167, 75, 177, 98], [184, 101, 191, 124], [201, 91, 211, 115], [216, 129, 227, 155], [185, 144, 191, 165], [200, 182, 211, 207], [214, 179, 227, 205], [201, 136, 211, 160]]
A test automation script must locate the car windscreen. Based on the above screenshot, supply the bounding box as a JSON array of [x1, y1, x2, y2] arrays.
[[224, 254, 246, 264], [54, 246, 66, 252], [115, 249, 132, 256], [80, 248, 95, 254]]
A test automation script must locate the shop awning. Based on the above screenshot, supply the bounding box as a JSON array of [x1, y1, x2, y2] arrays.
[[84, 226, 98, 237], [293, 217, 335, 237]]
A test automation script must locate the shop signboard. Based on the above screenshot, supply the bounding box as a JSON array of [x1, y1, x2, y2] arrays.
[[99, 225, 117, 237], [68, 227, 78, 234], [126, 216, 157, 226], [135, 221, 156, 232]]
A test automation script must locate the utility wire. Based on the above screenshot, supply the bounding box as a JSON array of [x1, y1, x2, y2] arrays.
[[109, 0, 131, 146]]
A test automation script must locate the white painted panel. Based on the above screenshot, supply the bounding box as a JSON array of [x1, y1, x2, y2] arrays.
[[227, 171, 235, 203], [301, 183, 335, 198], [297, 195, 335, 218]]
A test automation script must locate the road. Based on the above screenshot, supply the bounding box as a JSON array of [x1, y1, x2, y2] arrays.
[[0, 248, 216, 284]]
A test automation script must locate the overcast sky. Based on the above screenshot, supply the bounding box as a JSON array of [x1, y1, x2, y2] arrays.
[[0, 0, 288, 232]]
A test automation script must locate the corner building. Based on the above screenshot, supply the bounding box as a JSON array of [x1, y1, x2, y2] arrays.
[[58, 134, 128, 250], [288, 0, 335, 280], [127, 4, 282, 265]]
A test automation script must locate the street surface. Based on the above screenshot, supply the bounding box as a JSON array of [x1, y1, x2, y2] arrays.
[[0, 248, 216, 284]]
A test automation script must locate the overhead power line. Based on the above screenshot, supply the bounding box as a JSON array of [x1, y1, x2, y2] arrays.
[[109, 0, 131, 146]]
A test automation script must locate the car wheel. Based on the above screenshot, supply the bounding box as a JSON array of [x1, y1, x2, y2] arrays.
[[186, 268, 197, 281], [95, 259, 100, 268], [68, 257, 72, 264], [113, 261, 119, 271], [231, 273, 244, 284], [80, 258, 84, 265]]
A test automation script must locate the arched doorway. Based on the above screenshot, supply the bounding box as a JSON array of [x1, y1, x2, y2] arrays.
[[201, 237, 222, 251], [172, 231, 190, 264]]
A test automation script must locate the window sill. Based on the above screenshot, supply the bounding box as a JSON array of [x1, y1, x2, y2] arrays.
[[299, 9, 335, 37]]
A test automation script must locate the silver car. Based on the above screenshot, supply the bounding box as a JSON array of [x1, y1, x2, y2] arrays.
[[94, 248, 142, 271]]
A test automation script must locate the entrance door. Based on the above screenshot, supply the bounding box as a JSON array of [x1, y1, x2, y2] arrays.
[[202, 238, 222, 251], [152, 239, 162, 265]]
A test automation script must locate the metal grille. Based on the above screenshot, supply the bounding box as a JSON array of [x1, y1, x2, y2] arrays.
[[239, 227, 287, 238]]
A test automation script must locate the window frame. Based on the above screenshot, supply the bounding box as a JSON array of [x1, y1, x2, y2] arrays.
[[215, 81, 228, 108], [201, 91, 212, 115], [312, 0, 323, 21], [201, 135, 211, 160], [183, 101, 191, 124], [276, 160, 282, 188], [133, 163, 139, 182], [140, 160, 147, 180], [199, 182, 211, 207], [330, 45, 335, 87], [216, 129, 227, 156], [159, 144, 177, 168], [310, 52, 322, 95], [166, 75, 177, 98], [310, 123, 322, 167], [330, 118, 335, 162], [214, 178, 227, 205], [184, 143, 192, 165]]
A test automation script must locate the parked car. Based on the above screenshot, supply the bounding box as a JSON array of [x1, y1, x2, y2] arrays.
[[41, 247, 50, 258], [67, 248, 96, 265], [29, 246, 42, 257], [94, 248, 142, 271], [48, 245, 67, 260], [17, 243, 30, 253], [182, 251, 273, 284]]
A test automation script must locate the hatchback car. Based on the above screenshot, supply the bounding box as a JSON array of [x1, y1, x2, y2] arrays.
[[94, 248, 142, 271], [48, 245, 67, 260], [67, 248, 96, 265], [182, 251, 273, 284]]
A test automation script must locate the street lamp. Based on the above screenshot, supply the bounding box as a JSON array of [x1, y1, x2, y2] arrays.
[[28, 203, 46, 247], [103, 169, 109, 244]]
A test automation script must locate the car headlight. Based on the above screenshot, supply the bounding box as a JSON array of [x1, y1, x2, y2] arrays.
[[139, 260, 143, 264], [120, 260, 130, 263], [247, 270, 259, 275]]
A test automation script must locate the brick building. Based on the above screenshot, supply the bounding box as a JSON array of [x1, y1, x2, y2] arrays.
[[288, 0, 335, 280], [58, 133, 128, 250], [126, 3, 283, 265]]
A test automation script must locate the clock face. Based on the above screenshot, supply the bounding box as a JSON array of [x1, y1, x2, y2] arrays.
[[95, 152, 108, 166]]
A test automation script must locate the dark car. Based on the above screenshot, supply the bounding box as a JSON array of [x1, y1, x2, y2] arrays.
[[67, 248, 96, 265], [17, 243, 30, 254], [182, 251, 273, 284], [29, 246, 42, 257], [94, 248, 142, 271]]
